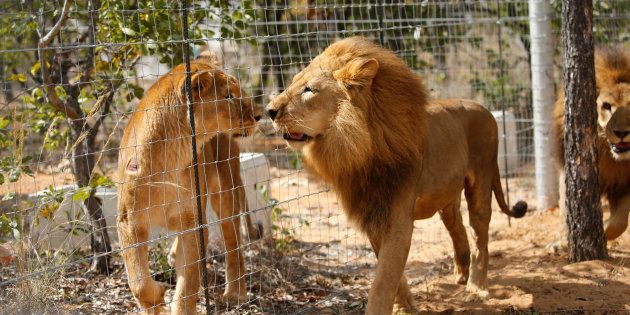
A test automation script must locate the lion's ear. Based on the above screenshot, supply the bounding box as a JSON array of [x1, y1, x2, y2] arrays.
[[179, 70, 215, 101], [334, 57, 379, 88], [196, 50, 221, 68]]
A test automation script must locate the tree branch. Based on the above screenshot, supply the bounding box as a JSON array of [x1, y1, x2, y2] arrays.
[[39, 0, 74, 48], [37, 0, 81, 120]]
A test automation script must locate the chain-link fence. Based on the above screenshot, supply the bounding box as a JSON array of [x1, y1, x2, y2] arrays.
[[0, 1, 629, 314]]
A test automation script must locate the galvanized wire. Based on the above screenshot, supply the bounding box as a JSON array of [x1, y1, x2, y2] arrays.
[[181, 0, 212, 313]]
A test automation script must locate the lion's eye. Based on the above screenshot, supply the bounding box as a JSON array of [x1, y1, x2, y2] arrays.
[[602, 102, 612, 111], [226, 92, 233, 99], [303, 86, 314, 94]]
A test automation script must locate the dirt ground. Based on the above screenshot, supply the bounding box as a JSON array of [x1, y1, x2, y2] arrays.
[[266, 168, 630, 314], [1, 165, 629, 314]]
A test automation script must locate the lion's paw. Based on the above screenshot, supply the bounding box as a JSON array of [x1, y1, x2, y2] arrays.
[[222, 289, 248, 306], [455, 273, 468, 285], [143, 304, 169, 315], [135, 280, 168, 311], [463, 287, 489, 303], [392, 302, 414, 315]]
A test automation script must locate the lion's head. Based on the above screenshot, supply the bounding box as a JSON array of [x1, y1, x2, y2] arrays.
[[266, 36, 428, 180], [171, 53, 261, 139], [595, 48, 630, 160], [265, 37, 429, 235], [121, 52, 261, 175], [597, 83, 630, 159]]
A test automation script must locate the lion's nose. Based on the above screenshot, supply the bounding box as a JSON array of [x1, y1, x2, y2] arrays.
[[614, 130, 630, 139], [267, 108, 278, 120]]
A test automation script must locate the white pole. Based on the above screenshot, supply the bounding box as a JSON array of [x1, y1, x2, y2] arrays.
[[529, 0, 558, 210]]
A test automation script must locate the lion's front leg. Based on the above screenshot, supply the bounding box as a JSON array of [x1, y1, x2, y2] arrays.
[[205, 136, 248, 304], [365, 200, 415, 315], [369, 238, 414, 314], [209, 181, 247, 304], [605, 193, 630, 240]]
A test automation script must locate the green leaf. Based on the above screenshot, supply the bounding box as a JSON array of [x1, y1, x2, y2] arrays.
[[2, 192, 15, 201], [54, 85, 68, 102], [30, 61, 41, 76], [0, 173, 4, 185], [132, 84, 144, 99], [89, 174, 114, 188], [72, 186, 92, 202], [0, 214, 20, 239], [234, 20, 245, 30], [8, 168, 21, 182], [120, 26, 137, 37], [0, 116, 9, 129], [21, 165, 33, 176], [7, 73, 26, 83]]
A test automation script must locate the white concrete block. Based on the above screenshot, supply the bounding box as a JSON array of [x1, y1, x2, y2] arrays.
[[492, 111, 519, 177]]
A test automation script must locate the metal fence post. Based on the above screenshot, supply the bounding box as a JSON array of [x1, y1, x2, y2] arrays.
[[529, 0, 558, 210]]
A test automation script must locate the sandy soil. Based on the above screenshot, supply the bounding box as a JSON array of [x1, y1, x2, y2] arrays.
[[267, 167, 630, 314]]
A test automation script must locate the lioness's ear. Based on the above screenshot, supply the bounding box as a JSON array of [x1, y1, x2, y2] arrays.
[[179, 70, 215, 101], [334, 57, 379, 88], [196, 50, 221, 68]]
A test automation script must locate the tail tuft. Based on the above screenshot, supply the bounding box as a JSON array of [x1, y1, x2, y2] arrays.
[[511, 201, 528, 218]]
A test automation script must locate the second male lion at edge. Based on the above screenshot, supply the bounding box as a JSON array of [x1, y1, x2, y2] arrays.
[[266, 36, 527, 314], [552, 47, 630, 241], [117, 52, 262, 314]]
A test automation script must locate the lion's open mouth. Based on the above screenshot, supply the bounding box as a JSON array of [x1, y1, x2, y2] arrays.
[[283, 133, 310, 142], [611, 142, 630, 153]]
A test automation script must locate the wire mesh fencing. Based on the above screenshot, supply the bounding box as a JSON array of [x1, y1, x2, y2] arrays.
[[0, 0, 629, 314]]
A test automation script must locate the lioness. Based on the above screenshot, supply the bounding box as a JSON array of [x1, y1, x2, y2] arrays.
[[266, 36, 527, 314], [553, 47, 630, 240], [117, 52, 261, 314]]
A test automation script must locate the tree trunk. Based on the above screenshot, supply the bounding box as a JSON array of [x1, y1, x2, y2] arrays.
[[71, 121, 112, 273], [561, 0, 608, 262]]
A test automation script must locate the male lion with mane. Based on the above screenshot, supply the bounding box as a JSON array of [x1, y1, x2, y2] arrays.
[[552, 47, 630, 241], [117, 52, 261, 314], [266, 36, 527, 314]]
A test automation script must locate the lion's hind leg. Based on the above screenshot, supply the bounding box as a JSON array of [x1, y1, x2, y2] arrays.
[[438, 196, 470, 285], [167, 205, 206, 315], [117, 204, 168, 313], [463, 178, 492, 301]]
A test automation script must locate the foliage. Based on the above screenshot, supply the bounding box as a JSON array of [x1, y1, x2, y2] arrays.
[[0, 214, 20, 239], [256, 183, 297, 251], [550, 0, 630, 45], [0, 0, 254, 272], [0, 0, 253, 191], [469, 47, 530, 112], [149, 240, 176, 284], [37, 185, 65, 221]]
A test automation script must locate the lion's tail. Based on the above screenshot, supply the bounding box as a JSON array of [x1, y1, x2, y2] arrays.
[[492, 170, 528, 218]]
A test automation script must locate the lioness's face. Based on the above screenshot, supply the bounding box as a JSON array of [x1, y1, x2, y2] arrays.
[[265, 67, 347, 149], [597, 83, 630, 160], [192, 69, 261, 138]]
